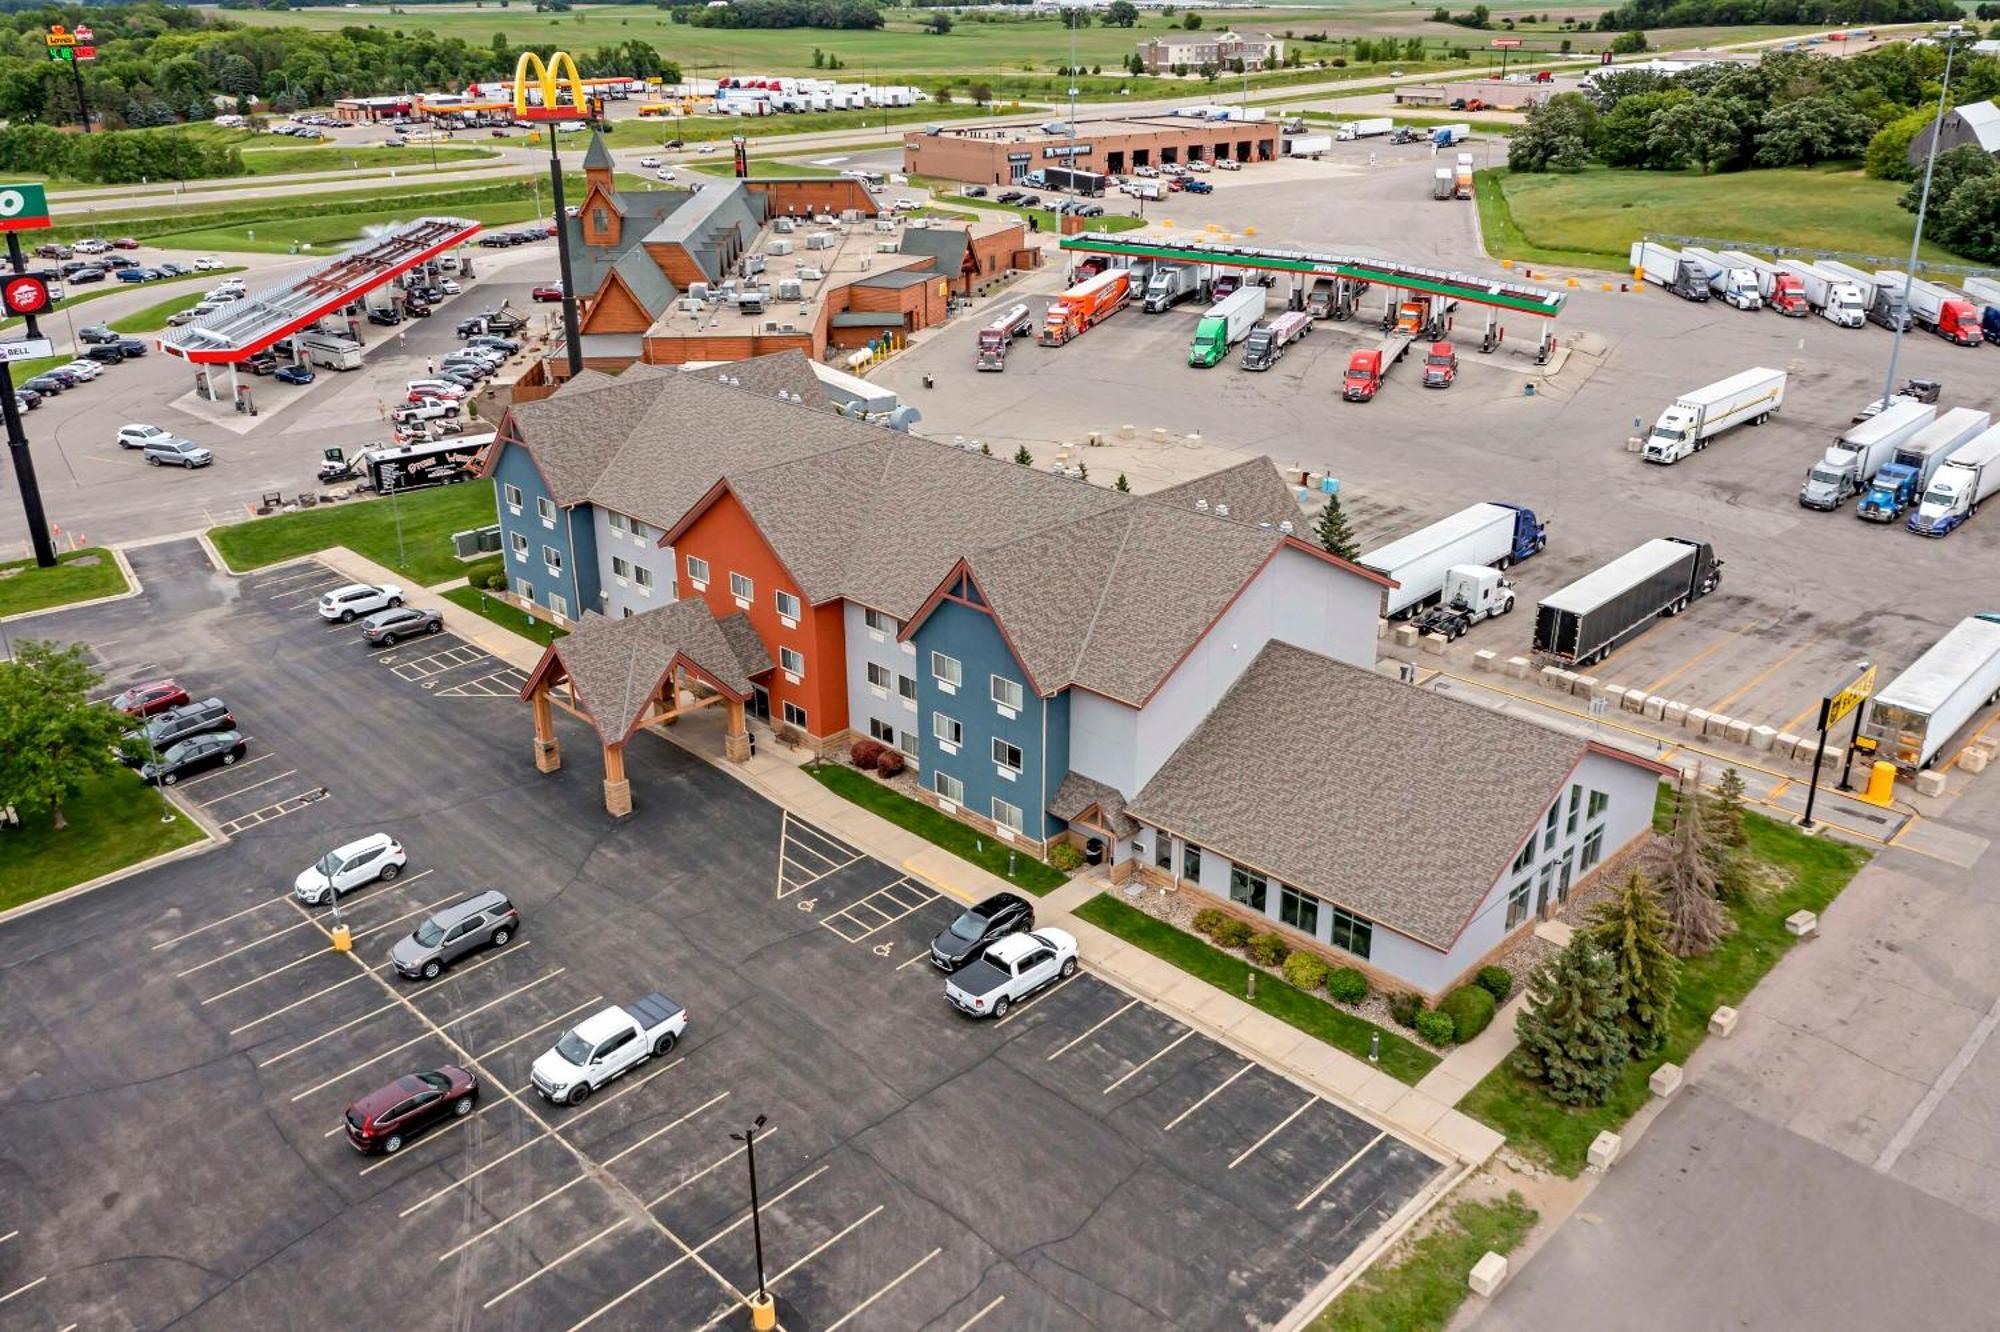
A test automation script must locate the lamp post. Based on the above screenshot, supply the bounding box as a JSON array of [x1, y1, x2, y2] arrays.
[[1879, 23, 1969, 409], [730, 1114, 775, 1331]]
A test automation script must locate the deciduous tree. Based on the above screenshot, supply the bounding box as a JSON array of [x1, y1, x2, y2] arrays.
[[0, 640, 127, 831]]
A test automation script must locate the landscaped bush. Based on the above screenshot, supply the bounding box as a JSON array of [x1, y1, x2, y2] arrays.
[[874, 750, 905, 778], [850, 738, 885, 769], [1246, 931, 1291, 968], [1212, 917, 1253, 950], [1326, 966, 1370, 1005], [1048, 842, 1083, 872], [1476, 965, 1515, 1003], [1191, 907, 1230, 939], [1439, 984, 1497, 1043], [1388, 990, 1425, 1029], [487, 571, 510, 590], [1414, 1009, 1459, 1046], [1283, 951, 1330, 992]]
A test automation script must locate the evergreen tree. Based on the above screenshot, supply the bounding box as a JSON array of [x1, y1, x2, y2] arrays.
[[1115, 472, 1131, 492], [1710, 766, 1748, 848], [1314, 493, 1359, 561], [1511, 935, 1629, 1106], [1584, 868, 1679, 1058], [1652, 771, 1724, 956], [1013, 444, 1033, 465]]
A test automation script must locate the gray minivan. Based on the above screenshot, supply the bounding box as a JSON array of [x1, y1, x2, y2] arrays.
[[391, 890, 520, 980]]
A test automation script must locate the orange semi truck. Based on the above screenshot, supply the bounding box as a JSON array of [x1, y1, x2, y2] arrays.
[[1039, 269, 1131, 347]]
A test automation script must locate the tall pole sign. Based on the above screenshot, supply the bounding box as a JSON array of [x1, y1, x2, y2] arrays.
[[512, 52, 587, 378], [1801, 662, 1876, 830], [45, 24, 94, 131], [0, 182, 58, 568]]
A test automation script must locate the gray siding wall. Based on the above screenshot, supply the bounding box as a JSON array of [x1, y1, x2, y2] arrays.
[[592, 509, 677, 620], [843, 601, 922, 759]]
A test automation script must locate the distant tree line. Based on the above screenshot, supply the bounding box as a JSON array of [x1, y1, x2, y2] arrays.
[[666, 0, 884, 30], [1593, 0, 1957, 30]]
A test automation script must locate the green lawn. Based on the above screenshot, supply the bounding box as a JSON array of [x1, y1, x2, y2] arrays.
[[1476, 163, 1959, 273], [0, 767, 205, 915], [208, 484, 499, 588], [1311, 1192, 1538, 1332], [0, 548, 129, 618], [238, 143, 498, 176], [1076, 893, 1438, 1084], [804, 762, 1069, 895], [1459, 804, 1871, 1174], [442, 585, 568, 648], [565, 100, 997, 151]]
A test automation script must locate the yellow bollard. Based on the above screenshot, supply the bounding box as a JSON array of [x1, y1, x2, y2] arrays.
[[1861, 759, 1898, 807], [1245, 224, 1256, 236], [1566, 276, 1578, 287], [1500, 258, 1514, 269], [331, 923, 353, 953], [749, 1293, 777, 1331], [1602, 282, 1614, 291]]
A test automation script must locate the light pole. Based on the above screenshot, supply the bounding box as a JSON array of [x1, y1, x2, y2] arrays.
[[546, 115, 583, 378], [1880, 23, 1969, 408], [731, 1114, 775, 1330]]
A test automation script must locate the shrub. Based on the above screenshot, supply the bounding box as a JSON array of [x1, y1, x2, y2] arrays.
[[1048, 842, 1083, 872], [1388, 990, 1425, 1028], [1326, 966, 1370, 1005], [1212, 917, 1253, 950], [1246, 931, 1291, 967], [1414, 1009, 1458, 1046], [1476, 965, 1514, 1003], [874, 750, 905, 778], [1191, 907, 1230, 939], [485, 571, 509, 590], [1438, 984, 1497, 1043], [850, 738, 885, 769], [1282, 951, 1329, 992]]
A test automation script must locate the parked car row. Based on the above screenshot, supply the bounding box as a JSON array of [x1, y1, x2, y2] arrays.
[[16, 337, 151, 415], [476, 226, 554, 248], [116, 422, 213, 468], [106, 677, 247, 784]]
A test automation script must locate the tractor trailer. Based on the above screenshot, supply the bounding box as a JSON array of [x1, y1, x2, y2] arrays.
[[1720, 251, 1809, 316], [1240, 311, 1312, 370], [1630, 242, 1709, 302], [1962, 275, 2000, 344], [1858, 407, 1988, 523], [1774, 260, 1864, 326], [1877, 272, 1982, 346], [1039, 269, 1129, 346], [1336, 117, 1393, 140], [1432, 167, 1454, 200], [1358, 501, 1548, 619], [1909, 424, 2000, 537], [1142, 263, 1199, 313], [1680, 246, 1763, 310], [974, 304, 1033, 370], [1862, 615, 2000, 770], [1533, 537, 1723, 667], [1798, 398, 1935, 510], [1643, 367, 1787, 464], [1187, 285, 1265, 367]]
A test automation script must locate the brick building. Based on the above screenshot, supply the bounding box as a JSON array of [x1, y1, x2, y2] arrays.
[[904, 117, 1280, 186]]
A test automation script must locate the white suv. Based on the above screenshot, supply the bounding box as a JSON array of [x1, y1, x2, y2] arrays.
[[318, 583, 404, 623], [294, 833, 406, 905]]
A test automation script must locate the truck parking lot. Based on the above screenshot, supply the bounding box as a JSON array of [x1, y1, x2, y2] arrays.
[[0, 541, 1444, 1329]]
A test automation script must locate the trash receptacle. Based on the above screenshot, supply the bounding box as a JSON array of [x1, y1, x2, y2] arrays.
[[1084, 837, 1105, 866]]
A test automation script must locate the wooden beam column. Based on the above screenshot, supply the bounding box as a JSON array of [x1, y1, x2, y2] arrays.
[[602, 740, 632, 817], [724, 696, 751, 763], [532, 684, 561, 773]]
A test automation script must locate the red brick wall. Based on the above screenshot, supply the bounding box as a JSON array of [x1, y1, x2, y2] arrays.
[[747, 178, 877, 217]]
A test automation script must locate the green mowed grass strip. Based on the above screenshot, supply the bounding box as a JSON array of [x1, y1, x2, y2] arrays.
[[441, 585, 568, 647], [238, 144, 498, 175], [1074, 893, 1439, 1084], [804, 761, 1069, 895], [0, 548, 129, 618], [2, 265, 245, 335], [0, 767, 205, 914], [1310, 1192, 1538, 1332], [1459, 804, 1870, 1174], [207, 484, 500, 589]]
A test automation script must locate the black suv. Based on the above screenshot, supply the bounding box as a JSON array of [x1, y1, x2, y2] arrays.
[[79, 324, 119, 344], [121, 698, 237, 764], [83, 345, 127, 365], [115, 337, 147, 358], [367, 307, 403, 326], [929, 892, 1035, 972]]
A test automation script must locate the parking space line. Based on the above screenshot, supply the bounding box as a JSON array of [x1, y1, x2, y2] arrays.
[[1228, 1095, 1318, 1170], [822, 1247, 942, 1332], [256, 1000, 399, 1068], [479, 1218, 631, 1310], [820, 878, 938, 942], [1164, 1062, 1254, 1131], [293, 968, 565, 1102], [350, 896, 457, 943], [175, 916, 318, 976], [1294, 1130, 1388, 1212], [1705, 630, 1828, 716], [992, 970, 1083, 1027], [896, 951, 933, 971], [200, 945, 331, 1005], [1047, 999, 1138, 1061], [480, 994, 604, 1056], [1103, 1030, 1193, 1095], [600, 1090, 730, 1168], [691, 1206, 886, 1332], [955, 1296, 1006, 1330], [647, 1127, 778, 1207], [175, 753, 273, 789], [228, 970, 372, 1033], [196, 769, 299, 807], [0, 1277, 46, 1305], [219, 787, 334, 836], [257, 569, 337, 592], [352, 1104, 488, 1167], [0, 1230, 13, 1244], [153, 895, 289, 949]]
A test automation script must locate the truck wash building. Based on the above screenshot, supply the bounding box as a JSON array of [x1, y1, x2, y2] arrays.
[[904, 117, 1281, 186]]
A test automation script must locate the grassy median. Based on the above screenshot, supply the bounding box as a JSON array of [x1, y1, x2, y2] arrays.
[[0, 548, 129, 619], [804, 761, 1069, 895], [0, 769, 204, 914], [1311, 1191, 1538, 1332], [208, 484, 497, 588]]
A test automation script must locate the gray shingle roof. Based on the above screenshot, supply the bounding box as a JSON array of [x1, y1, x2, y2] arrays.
[[1050, 770, 1139, 837], [1128, 640, 1605, 951], [536, 602, 770, 744], [900, 225, 970, 274], [1152, 456, 1304, 532], [853, 269, 935, 291], [582, 131, 615, 173], [609, 245, 678, 321], [562, 188, 691, 300], [684, 348, 826, 407]]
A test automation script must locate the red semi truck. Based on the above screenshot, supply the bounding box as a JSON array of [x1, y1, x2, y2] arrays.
[[975, 303, 1034, 370], [1039, 269, 1131, 347]]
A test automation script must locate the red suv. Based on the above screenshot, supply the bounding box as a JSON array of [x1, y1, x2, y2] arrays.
[[343, 1066, 478, 1154], [531, 284, 564, 302], [111, 679, 191, 717]]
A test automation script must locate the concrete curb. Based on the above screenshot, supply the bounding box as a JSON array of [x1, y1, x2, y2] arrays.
[[0, 544, 144, 625], [0, 802, 223, 928]]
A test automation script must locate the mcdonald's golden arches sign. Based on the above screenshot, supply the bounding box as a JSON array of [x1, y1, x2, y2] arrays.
[[513, 50, 587, 121]]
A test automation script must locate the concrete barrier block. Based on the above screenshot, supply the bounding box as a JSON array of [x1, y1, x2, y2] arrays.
[[1392, 624, 1419, 649], [1751, 725, 1777, 752], [1822, 744, 1843, 769], [1775, 733, 1804, 760], [1663, 701, 1689, 728], [1786, 910, 1818, 938], [1644, 695, 1668, 719], [1541, 665, 1568, 691], [1570, 674, 1598, 698], [1622, 688, 1648, 713], [1916, 769, 1948, 797], [1686, 708, 1712, 734], [1151, 426, 1169, 443], [1726, 719, 1752, 746], [1588, 1130, 1622, 1172], [1469, 1252, 1509, 1299], [1704, 712, 1735, 739], [1473, 649, 1498, 672], [1506, 656, 1531, 679], [1649, 1062, 1684, 1098], [1601, 685, 1629, 709], [1961, 745, 1991, 774], [1710, 1005, 1739, 1037], [1422, 632, 1449, 656], [1793, 735, 1824, 762]]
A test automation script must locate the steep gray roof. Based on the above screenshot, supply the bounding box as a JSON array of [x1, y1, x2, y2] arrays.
[[685, 349, 826, 407], [1152, 456, 1303, 532], [900, 225, 970, 274], [1129, 641, 1609, 950], [645, 183, 765, 284], [535, 602, 771, 744], [563, 187, 692, 299], [581, 130, 615, 173], [1050, 770, 1139, 837], [608, 245, 678, 321]]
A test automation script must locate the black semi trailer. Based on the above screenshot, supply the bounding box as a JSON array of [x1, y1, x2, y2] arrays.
[[1533, 536, 1722, 667]]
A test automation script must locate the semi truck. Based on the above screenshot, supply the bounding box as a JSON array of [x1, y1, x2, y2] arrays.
[[1453, 153, 1474, 199], [1818, 262, 1907, 330], [1880, 273, 1983, 346], [1719, 250, 1808, 316], [1642, 367, 1787, 464], [1041, 165, 1105, 196], [1680, 246, 1763, 310], [1432, 166, 1454, 200], [1431, 123, 1471, 145], [1335, 117, 1393, 140], [1909, 424, 2000, 537], [1962, 275, 2000, 344], [1187, 285, 1265, 367], [1039, 269, 1129, 346], [1240, 310, 1312, 370], [1861, 615, 2000, 770], [1142, 263, 1200, 314], [1286, 133, 1333, 157], [1305, 277, 1337, 318], [1629, 241, 1709, 302], [1422, 341, 1458, 388], [1414, 566, 1516, 641], [974, 303, 1033, 370], [1358, 501, 1548, 619], [1774, 260, 1864, 326], [1858, 406, 1988, 522], [1798, 398, 1935, 511], [1533, 536, 1723, 667]]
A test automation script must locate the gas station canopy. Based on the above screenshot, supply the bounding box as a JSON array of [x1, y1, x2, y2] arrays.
[[158, 216, 482, 364]]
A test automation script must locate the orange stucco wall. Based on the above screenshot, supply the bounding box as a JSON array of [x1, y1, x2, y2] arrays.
[[672, 489, 849, 739]]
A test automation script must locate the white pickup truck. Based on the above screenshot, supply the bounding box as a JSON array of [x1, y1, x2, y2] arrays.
[[393, 397, 460, 425], [531, 993, 687, 1105], [945, 929, 1078, 1018]]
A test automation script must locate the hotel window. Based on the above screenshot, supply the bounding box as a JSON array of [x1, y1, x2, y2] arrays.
[[898, 730, 919, 757], [991, 797, 1024, 834], [536, 497, 555, 527], [1154, 835, 1175, 873], [1279, 884, 1320, 938], [1512, 838, 1535, 875], [1566, 783, 1582, 835], [869, 718, 896, 744], [516, 579, 534, 604], [782, 701, 808, 728], [686, 554, 710, 586], [864, 608, 899, 635], [933, 712, 962, 747], [1543, 801, 1560, 852], [1588, 789, 1610, 820], [776, 590, 802, 621], [608, 512, 628, 533], [503, 483, 523, 513], [934, 770, 964, 804], [779, 647, 805, 678], [1229, 863, 1268, 914], [1183, 843, 1203, 884], [631, 520, 655, 542], [730, 572, 754, 603], [992, 738, 1023, 774], [867, 662, 893, 692], [510, 532, 528, 561], [611, 556, 631, 580], [542, 546, 562, 575], [1329, 907, 1373, 960], [991, 675, 1024, 713], [633, 565, 655, 591], [1506, 879, 1531, 930], [1582, 825, 1606, 870], [932, 652, 962, 690], [897, 673, 917, 703]]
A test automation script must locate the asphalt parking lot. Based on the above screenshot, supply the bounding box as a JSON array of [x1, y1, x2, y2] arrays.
[[0, 541, 1444, 1330]]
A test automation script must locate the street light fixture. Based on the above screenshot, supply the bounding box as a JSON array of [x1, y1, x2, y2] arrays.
[[1879, 23, 1971, 409], [730, 1114, 776, 1331]]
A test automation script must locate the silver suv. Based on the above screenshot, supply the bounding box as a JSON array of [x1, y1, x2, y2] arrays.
[[391, 891, 520, 980], [145, 437, 214, 468]]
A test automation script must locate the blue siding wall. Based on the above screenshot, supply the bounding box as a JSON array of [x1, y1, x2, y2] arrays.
[[490, 443, 598, 618], [913, 591, 1068, 841]]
